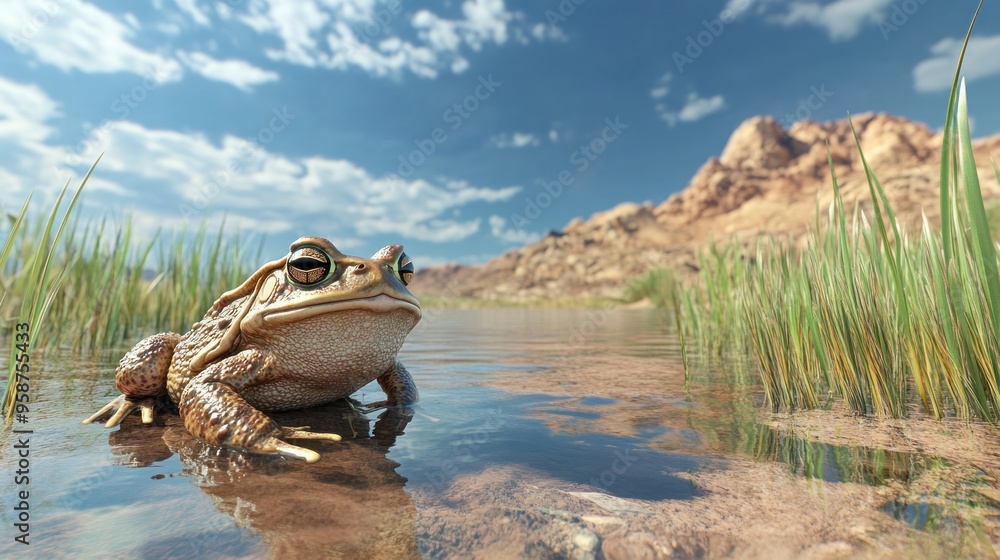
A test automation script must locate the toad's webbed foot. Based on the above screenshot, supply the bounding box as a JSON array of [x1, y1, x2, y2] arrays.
[[250, 427, 343, 463], [83, 395, 160, 427]]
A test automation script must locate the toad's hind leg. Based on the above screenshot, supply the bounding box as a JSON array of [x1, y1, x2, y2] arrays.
[[180, 348, 341, 463], [83, 332, 180, 427], [363, 362, 419, 411]]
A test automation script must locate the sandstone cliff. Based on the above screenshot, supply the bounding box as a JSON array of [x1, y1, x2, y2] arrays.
[[412, 113, 1000, 300]]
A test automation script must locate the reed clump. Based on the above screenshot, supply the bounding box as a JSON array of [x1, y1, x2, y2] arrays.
[[675, 5, 1000, 422]]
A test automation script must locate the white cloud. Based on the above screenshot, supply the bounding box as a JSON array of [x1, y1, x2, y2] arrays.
[[0, 78, 62, 193], [723, 0, 895, 41], [1, 0, 552, 84], [0, 77, 60, 143], [239, 0, 332, 67], [651, 74, 725, 127], [0, 78, 129, 201], [649, 86, 669, 100], [721, 0, 756, 20], [413, 0, 510, 52], [0, 0, 183, 81], [913, 35, 1000, 93], [548, 130, 559, 143], [676, 93, 726, 123], [650, 72, 672, 99], [0, 77, 519, 244], [92, 124, 520, 242], [173, 0, 210, 26], [488, 215, 539, 244], [177, 51, 279, 91], [235, 0, 554, 79], [490, 132, 541, 149]]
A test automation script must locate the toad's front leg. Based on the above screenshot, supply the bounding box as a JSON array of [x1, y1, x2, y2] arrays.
[[180, 348, 341, 463], [362, 362, 419, 411], [83, 332, 180, 427]]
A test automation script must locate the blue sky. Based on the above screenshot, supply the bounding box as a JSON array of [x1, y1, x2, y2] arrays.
[[2, 0, 1000, 266]]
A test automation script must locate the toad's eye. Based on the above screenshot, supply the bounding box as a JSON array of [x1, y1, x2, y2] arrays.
[[287, 246, 333, 287], [396, 253, 414, 286]]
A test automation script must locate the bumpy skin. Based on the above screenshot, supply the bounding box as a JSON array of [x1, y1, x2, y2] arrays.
[[84, 236, 422, 463]]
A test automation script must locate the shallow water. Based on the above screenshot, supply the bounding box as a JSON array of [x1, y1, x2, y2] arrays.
[[1, 308, 997, 559]]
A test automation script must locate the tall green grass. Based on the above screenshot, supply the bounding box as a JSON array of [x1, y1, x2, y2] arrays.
[[670, 3, 1000, 422], [2, 168, 263, 421]]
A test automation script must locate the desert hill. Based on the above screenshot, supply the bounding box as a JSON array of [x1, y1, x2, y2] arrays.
[[411, 113, 1000, 300]]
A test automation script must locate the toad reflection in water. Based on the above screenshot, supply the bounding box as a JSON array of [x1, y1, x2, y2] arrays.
[[107, 400, 420, 559]]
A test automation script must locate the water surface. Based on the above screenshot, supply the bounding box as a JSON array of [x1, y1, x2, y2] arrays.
[[1, 308, 996, 559]]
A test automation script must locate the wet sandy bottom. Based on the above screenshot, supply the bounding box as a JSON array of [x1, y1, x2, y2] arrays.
[[411, 461, 976, 560], [427, 351, 1000, 559]]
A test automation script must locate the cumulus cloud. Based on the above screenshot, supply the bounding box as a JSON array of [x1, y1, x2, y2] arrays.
[[720, 0, 756, 20], [0, 77, 136, 201], [1, 0, 183, 81], [173, 0, 210, 26], [650, 72, 671, 100], [488, 215, 540, 244], [235, 0, 556, 79], [674, 93, 726, 123], [721, 0, 895, 41], [177, 51, 279, 91], [651, 73, 725, 127], [913, 35, 1000, 93], [1, 0, 554, 84], [0, 76, 519, 244]]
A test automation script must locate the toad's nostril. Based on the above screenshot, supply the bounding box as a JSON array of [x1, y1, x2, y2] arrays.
[[352, 263, 366, 274]]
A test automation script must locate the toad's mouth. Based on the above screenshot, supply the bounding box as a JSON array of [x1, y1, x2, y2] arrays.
[[259, 293, 421, 325]]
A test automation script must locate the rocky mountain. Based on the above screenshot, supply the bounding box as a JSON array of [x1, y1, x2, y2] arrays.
[[411, 113, 1000, 301]]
